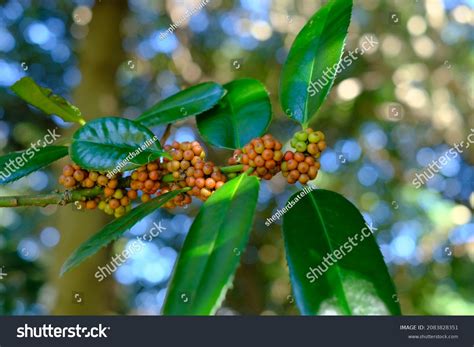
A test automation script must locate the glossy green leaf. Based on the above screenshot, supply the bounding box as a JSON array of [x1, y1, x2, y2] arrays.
[[11, 77, 85, 125], [196, 79, 272, 149], [0, 146, 68, 185], [280, 0, 353, 125], [60, 189, 186, 276], [136, 82, 225, 127], [283, 189, 401, 315], [70, 117, 169, 172], [163, 173, 260, 315]]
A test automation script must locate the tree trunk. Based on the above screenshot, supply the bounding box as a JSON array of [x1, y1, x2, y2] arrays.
[[49, 1, 127, 314]]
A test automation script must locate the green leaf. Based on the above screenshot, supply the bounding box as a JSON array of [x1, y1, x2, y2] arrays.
[[11, 77, 85, 125], [282, 189, 401, 315], [280, 0, 353, 125], [196, 79, 272, 149], [70, 117, 169, 172], [60, 189, 186, 276], [136, 82, 225, 127], [163, 173, 260, 315], [0, 146, 68, 185]]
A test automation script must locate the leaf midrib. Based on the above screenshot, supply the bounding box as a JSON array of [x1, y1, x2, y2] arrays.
[[302, 5, 332, 126], [74, 140, 161, 153], [227, 93, 241, 148]]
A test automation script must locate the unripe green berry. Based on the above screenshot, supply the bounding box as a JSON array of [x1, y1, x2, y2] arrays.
[[116, 206, 125, 215], [104, 205, 114, 215], [295, 141, 307, 152], [308, 132, 321, 143], [295, 131, 308, 142], [113, 189, 124, 199]]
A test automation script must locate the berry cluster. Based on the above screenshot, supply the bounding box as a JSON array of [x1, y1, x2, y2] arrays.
[[228, 134, 283, 180], [129, 141, 226, 209], [281, 128, 326, 184], [58, 164, 132, 218], [58, 131, 326, 218]]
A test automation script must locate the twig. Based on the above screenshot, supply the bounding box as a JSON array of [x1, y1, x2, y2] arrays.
[[0, 186, 103, 208], [160, 124, 172, 144]]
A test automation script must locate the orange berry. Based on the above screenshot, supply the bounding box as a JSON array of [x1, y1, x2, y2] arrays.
[[294, 152, 305, 162], [298, 162, 309, 173], [180, 160, 190, 170], [149, 170, 160, 181], [289, 170, 300, 180], [82, 178, 95, 188], [205, 178, 216, 189], [88, 171, 99, 181], [192, 145, 203, 155], [144, 180, 154, 190], [104, 187, 115, 197], [305, 156, 316, 166], [194, 160, 204, 170], [171, 149, 183, 161], [284, 151, 294, 161], [262, 149, 273, 161], [109, 199, 120, 209], [203, 164, 213, 175], [265, 160, 276, 170], [108, 179, 118, 189], [200, 188, 212, 198], [138, 172, 148, 182], [264, 139, 275, 149], [308, 166, 318, 179], [193, 169, 204, 178], [248, 148, 257, 160], [63, 165, 74, 176], [307, 143, 319, 156], [195, 178, 205, 189], [97, 175, 108, 186], [141, 194, 151, 203], [64, 176, 76, 188], [186, 176, 196, 187], [183, 150, 194, 161], [287, 159, 298, 170], [254, 156, 265, 167], [127, 190, 138, 200], [299, 174, 310, 184], [86, 200, 97, 209]]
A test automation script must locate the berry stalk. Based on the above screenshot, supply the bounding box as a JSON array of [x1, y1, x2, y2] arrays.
[[0, 186, 103, 208]]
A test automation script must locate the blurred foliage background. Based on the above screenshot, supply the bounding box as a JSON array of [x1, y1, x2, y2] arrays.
[[0, 0, 473, 315]]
